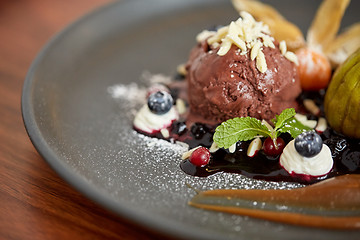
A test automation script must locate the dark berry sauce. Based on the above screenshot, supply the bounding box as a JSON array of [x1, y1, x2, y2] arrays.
[[136, 80, 360, 185]]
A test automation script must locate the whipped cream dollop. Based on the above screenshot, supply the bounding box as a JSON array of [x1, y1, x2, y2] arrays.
[[280, 139, 333, 176], [133, 105, 178, 134]]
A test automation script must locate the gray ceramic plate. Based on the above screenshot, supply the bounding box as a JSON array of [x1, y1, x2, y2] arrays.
[[22, 0, 360, 239]]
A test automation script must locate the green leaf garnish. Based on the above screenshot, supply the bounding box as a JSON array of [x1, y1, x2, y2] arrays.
[[213, 117, 271, 149], [277, 117, 312, 138], [213, 108, 311, 149], [272, 108, 296, 130]]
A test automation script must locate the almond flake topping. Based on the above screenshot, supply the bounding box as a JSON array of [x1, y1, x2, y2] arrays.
[[200, 11, 298, 72]]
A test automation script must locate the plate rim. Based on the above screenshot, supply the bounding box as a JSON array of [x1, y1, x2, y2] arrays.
[[21, 0, 360, 239]]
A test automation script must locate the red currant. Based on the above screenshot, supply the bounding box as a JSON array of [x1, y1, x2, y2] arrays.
[[263, 137, 285, 157], [189, 147, 211, 167]]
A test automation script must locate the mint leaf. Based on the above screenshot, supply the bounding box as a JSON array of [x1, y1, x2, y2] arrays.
[[213, 108, 312, 149], [277, 117, 312, 138], [272, 108, 296, 130], [213, 117, 271, 149]]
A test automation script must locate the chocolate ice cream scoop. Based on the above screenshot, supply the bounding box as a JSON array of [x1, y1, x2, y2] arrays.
[[186, 39, 301, 124]]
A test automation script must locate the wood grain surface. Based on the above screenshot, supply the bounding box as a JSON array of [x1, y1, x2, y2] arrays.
[[0, 1, 175, 239]]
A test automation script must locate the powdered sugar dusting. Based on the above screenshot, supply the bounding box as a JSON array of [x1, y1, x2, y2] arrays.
[[107, 71, 173, 104], [103, 71, 306, 239], [107, 72, 304, 191], [107, 71, 175, 120], [108, 82, 146, 102], [141, 71, 173, 85]]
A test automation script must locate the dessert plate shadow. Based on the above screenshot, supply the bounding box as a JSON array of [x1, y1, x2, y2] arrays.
[[22, 0, 360, 239]]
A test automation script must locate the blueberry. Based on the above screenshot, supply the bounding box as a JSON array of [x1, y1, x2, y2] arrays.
[[147, 91, 173, 115], [191, 123, 207, 139], [294, 131, 323, 158], [173, 121, 187, 135]]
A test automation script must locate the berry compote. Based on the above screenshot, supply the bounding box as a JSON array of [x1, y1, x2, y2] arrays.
[[135, 79, 360, 185]]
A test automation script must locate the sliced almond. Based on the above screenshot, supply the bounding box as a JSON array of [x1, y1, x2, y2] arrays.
[[316, 117, 328, 133], [228, 143, 237, 153], [302, 120, 318, 129], [231, 0, 305, 51], [284, 51, 299, 65], [294, 113, 308, 122], [175, 98, 187, 115], [256, 50, 267, 73], [217, 40, 232, 56], [279, 40, 287, 55], [160, 128, 170, 138], [181, 146, 201, 160], [295, 113, 317, 129], [250, 41, 261, 60], [247, 137, 262, 157], [303, 99, 320, 116], [227, 34, 247, 52], [209, 142, 220, 153], [207, 26, 229, 45], [262, 35, 275, 49]]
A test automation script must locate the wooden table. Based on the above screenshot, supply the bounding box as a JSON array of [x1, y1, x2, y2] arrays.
[[0, 1, 174, 239]]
